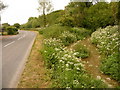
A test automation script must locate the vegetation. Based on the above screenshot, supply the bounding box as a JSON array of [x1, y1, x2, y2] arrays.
[[18, 32, 51, 88], [13, 23, 21, 29], [6, 26, 19, 35], [39, 25, 108, 88], [39, 25, 90, 46], [1, 23, 19, 35], [72, 44, 90, 58], [91, 25, 120, 82], [2, 23, 10, 30], [91, 26, 119, 56], [20, 10, 63, 29], [21, 2, 118, 32], [57, 2, 118, 32], [20, 17, 40, 28], [101, 53, 120, 82], [0, 1, 7, 11], [37, 2, 120, 88], [38, 0, 53, 27], [17, 1, 120, 88]]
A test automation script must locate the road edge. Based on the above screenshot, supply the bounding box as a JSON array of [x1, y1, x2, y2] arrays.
[[9, 31, 37, 88]]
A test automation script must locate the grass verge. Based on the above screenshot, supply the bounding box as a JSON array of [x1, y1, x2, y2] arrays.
[[17, 31, 51, 88]]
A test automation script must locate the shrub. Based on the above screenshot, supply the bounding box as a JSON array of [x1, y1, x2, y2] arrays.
[[59, 31, 77, 46], [91, 25, 120, 82], [6, 26, 18, 35], [39, 24, 71, 39], [39, 25, 91, 46], [13, 23, 20, 28], [41, 37, 107, 88], [91, 25, 119, 56], [57, 15, 75, 27], [69, 27, 91, 40], [72, 44, 90, 58], [100, 53, 120, 82]]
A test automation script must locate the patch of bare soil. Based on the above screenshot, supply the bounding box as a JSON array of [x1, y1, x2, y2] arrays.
[[70, 38, 120, 88]]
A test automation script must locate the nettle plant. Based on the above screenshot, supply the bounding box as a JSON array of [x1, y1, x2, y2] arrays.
[[91, 25, 120, 56]]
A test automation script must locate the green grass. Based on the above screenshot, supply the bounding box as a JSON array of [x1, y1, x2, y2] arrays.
[[41, 37, 107, 88], [40, 25, 108, 88], [91, 25, 120, 82], [18, 32, 51, 88], [39, 24, 91, 46], [100, 53, 120, 82], [72, 44, 90, 59], [1, 32, 8, 35], [39, 24, 71, 38]]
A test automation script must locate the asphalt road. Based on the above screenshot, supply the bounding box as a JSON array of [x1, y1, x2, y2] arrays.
[[1, 30, 36, 88]]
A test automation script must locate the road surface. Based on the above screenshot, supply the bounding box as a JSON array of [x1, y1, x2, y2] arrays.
[[1, 30, 36, 88]]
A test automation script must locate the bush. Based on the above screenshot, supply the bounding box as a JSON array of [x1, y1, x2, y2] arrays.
[[39, 25, 91, 46], [100, 53, 120, 82], [59, 31, 77, 46], [41, 37, 107, 88], [91, 25, 119, 56], [6, 26, 18, 35], [69, 27, 91, 40], [57, 15, 75, 27], [13, 23, 20, 28], [91, 25, 120, 82], [39, 24, 71, 39], [72, 44, 90, 58]]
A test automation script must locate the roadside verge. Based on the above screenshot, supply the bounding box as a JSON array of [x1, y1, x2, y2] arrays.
[[9, 31, 37, 88], [17, 32, 51, 88]]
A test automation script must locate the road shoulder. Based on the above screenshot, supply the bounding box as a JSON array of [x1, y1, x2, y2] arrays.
[[17, 32, 51, 88]]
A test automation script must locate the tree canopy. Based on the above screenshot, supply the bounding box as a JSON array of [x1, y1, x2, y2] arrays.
[[38, 0, 53, 27]]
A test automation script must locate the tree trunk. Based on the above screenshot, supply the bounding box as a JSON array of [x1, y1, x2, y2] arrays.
[[43, 3, 46, 27]]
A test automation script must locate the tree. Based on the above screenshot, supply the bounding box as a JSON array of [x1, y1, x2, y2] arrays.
[[117, 1, 120, 31], [109, 2, 118, 25], [38, 0, 53, 27], [0, 1, 7, 35], [117, 2, 120, 23], [6, 26, 18, 35], [58, 2, 92, 27], [0, 1, 7, 11], [2, 23, 10, 35], [13, 23, 20, 28], [83, 2, 114, 31]]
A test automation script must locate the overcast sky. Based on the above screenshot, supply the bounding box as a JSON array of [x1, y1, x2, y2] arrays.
[[1, 0, 70, 25]]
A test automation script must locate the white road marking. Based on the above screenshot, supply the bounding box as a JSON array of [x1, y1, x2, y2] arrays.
[[17, 35, 26, 40], [4, 41, 15, 48], [17, 37, 23, 40], [23, 35, 25, 37]]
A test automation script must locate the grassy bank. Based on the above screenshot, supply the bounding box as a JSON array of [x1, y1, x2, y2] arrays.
[[18, 31, 51, 88], [39, 25, 107, 88]]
